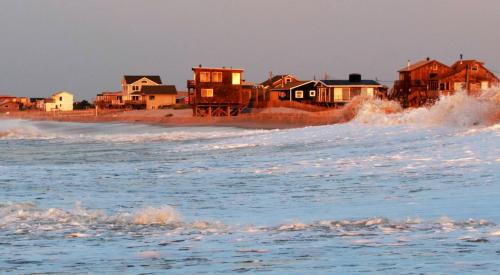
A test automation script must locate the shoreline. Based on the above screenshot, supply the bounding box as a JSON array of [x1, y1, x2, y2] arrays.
[[0, 105, 359, 130]]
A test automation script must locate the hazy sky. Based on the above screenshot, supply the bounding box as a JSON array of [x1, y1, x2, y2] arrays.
[[1, 0, 500, 100]]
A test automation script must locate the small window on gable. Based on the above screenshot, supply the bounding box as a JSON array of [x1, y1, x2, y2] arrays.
[[472, 65, 478, 71], [295, 90, 304, 98], [309, 90, 316, 97], [212, 72, 222, 82], [59, 96, 63, 101], [200, 72, 211, 82], [201, 88, 213, 97], [285, 78, 292, 84], [142, 80, 147, 83], [432, 64, 438, 70]]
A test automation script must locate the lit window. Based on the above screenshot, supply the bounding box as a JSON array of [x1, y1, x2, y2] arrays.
[[212, 72, 222, 82], [295, 90, 303, 98], [200, 72, 211, 82], [432, 64, 438, 70], [201, 89, 213, 97], [309, 90, 316, 97], [232, 73, 241, 85]]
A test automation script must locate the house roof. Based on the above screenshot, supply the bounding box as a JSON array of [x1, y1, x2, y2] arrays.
[[319, 79, 381, 86], [192, 67, 244, 72], [399, 59, 437, 72], [271, 80, 316, 91], [141, 85, 178, 95], [123, 75, 162, 84], [260, 74, 297, 86]]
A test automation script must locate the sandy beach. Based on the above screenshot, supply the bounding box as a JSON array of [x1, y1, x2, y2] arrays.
[[0, 101, 364, 129]]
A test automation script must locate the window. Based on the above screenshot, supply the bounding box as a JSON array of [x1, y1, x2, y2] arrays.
[[59, 96, 63, 101], [366, 87, 374, 97], [334, 88, 343, 102], [201, 88, 213, 97], [149, 95, 155, 100], [132, 85, 139, 91], [432, 64, 438, 70], [295, 90, 304, 98], [440, 83, 445, 90], [200, 72, 211, 82], [212, 72, 222, 82], [472, 65, 478, 71], [481, 81, 489, 90], [446, 82, 449, 90], [285, 78, 292, 84], [309, 90, 316, 97], [142, 80, 147, 83], [232, 72, 241, 85]]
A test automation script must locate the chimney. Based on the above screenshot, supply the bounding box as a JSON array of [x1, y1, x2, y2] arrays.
[[407, 60, 411, 70], [426, 57, 430, 61], [349, 73, 361, 82], [460, 54, 463, 64], [199, 64, 202, 68]]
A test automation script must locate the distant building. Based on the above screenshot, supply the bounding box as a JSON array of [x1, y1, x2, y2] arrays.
[[142, 85, 178, 110], [316, 74, 382, 106], [0, 95, 31, 111], [95, 91, 123, 108], [438, 60, 499, 96], [44, 91, 74, 111], [260, 74, 300, 89], [391, 57, 499, 107], [271, 81, 317, 104], [188, 66, 245, 116], [121, 75, 162, 102], [392, 58, 451, 107]]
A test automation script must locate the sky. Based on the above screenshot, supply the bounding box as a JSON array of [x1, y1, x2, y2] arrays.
[[1, 0, 500, 100]]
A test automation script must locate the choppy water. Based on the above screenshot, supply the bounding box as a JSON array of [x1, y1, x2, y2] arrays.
[[1, 93, 499, 274]]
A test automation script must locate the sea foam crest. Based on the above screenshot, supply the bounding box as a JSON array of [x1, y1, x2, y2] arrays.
[[354, 89, 500, 127]]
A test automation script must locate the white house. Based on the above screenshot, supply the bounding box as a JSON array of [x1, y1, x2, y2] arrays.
[[44, 91, 74, 111]]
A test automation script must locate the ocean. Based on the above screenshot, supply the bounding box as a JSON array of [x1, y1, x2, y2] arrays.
[[1, 92, 499, 274]]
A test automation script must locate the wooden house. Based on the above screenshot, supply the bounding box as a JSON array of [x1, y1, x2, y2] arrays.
[[391, 57, 499, 107], [437, 60, 499, 96], [95, 91, 123, 108], [316, 74, 382, 107], [260, 74, 300, 103], [271, 81, 317, 103], [121, 75, 162, 103], [142, 85, 178, 110], [392, 58, 450, 107], [188, 66, 244, 116]]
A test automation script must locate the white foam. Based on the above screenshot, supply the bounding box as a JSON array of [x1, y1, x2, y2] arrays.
[[355, 89, 500, 127]]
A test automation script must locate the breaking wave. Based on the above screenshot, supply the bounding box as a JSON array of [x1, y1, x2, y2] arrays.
[[0, 119, 271, 142], [2, 202, 499, 240], [354, 89, 500, 127]]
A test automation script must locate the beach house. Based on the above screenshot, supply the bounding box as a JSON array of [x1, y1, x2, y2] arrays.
[[316, 74, 383, 107], [44, 91, 74, 111], [142, 85, 178, 110], [270, 81, 318, 104], [121, 75, 162, 103], [437, 59, 499, 96], [391, 57, 499, 107], [95, 91, 123, 108], [189, 66, 245, 116]]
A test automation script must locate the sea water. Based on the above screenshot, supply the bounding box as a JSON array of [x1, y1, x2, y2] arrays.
[[0, 92, 499, 274]]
